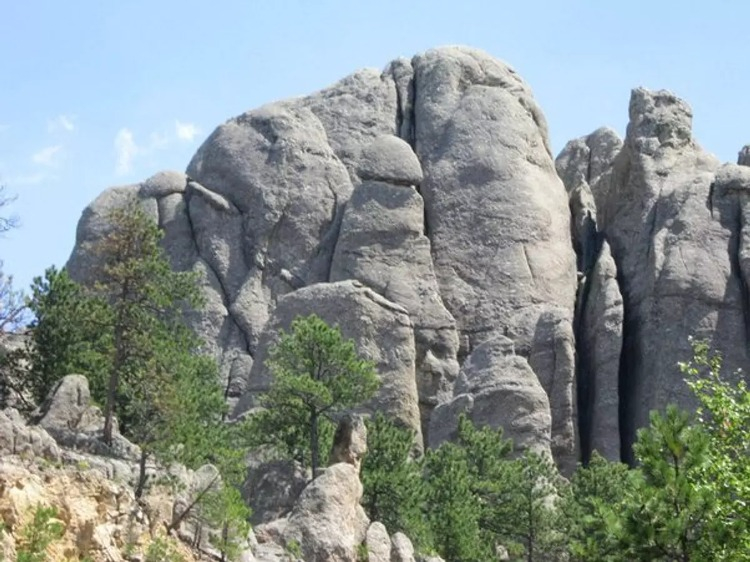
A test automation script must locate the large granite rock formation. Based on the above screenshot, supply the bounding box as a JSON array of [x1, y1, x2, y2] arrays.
[[558, 88, 750, 461], [68, 46, 577, 468]]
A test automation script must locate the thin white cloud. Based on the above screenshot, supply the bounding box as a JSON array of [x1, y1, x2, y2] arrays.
[[114, 128, 139, 176], [175, 120, 199, 142], [31, 145, 64, 167], [48, 114, 75, 133]]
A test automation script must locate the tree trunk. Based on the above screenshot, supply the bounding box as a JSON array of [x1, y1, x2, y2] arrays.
[[166, 473, 221, 533], [135, 448, 149, 499], [102, 368, 119, 446], [310, 409, 319, 478], [103, 319, 126, 446]]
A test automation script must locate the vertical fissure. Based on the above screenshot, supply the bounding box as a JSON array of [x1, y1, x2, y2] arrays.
[[616, 275, 637, 466]]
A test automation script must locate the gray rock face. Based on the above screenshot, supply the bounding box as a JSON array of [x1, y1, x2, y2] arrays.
[[328, 414, 368, 472], [390, 533, 416, 562], [242, 459, 308, 526], [36, 375, 102, 434], [330, 149, 460, 438], [0, 408, 60, 461], [558, 88, 750, 461], [429, 336, 552, 458], [283, 463, 369, 562], [365, 522, 391, 562], [233, 281, 422, 446], [358, 135, 423, 185], [69, 46, 581, 467], [36, 375, 140, 460], [739, 145, 750, 167], [601, 88, 744, 458], [577, 243, 623, 461], [410, 47, 578, 468]]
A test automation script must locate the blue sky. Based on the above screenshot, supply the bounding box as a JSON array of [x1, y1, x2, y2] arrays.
[[1, 0, 748, 291]]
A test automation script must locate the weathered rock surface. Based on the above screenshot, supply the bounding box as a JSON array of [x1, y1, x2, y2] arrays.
[[390, 532, 416, 562], [282, 463, 370, 562], [242, 459, 308, 526], [558, 88, 750, 460], [738, 145, 750, 167], [328, 413, 368, 472], [77, 46, 750, 471], [409, 47, 578, 467], [0, 408, 60, 461], [0, 458, 199, 562], [330, 140, 460, 438], [576, 242, 623, 461], [35, 374, 141, 461], [365, 522, 391, 562], [233, 280, 423, 446], [429, 336, 552, 458]]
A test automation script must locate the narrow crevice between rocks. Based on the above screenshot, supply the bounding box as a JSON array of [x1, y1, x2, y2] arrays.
[[573, 275, 593, 465], [394, 73, 405, 140], [616, 280, 638, 466], [184, 185, 232, 310], [730, 192, 750, 346], [183, 182, 254, 356]]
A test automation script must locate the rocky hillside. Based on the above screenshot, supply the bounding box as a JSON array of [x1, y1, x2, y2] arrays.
[[67, 45, 750, 469], [0, 375, 435, 562]]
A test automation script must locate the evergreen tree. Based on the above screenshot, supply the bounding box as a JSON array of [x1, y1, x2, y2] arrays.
[[619, 405, 718, 561], [248, 314, 379, 476], [25, 266, 112, 403], [681, 339, 750, 558], [559, 452, 631, 562], [89, 199, 203, 445], [486, 451, 562, 562], [361, 413, 429, 550], [422, 440, 487, 562]]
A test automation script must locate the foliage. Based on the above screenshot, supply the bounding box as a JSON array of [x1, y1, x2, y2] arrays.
[[144, 536, 185, 562], [285, 538, 303, 559], [488, 451, 563, 561], [16, 505, 65, 562], [0, 261, 27, 333], [0, 185, 19, 235], [558, 452, 631, 561], [422, 438, 486, 561], [616, 405, 719, 561], [361, 413, 429, 549], [90, 198, 205, 446], [248, 314, 379, 476], [24, 266, 112, 404], [680, 339, 750, 559]]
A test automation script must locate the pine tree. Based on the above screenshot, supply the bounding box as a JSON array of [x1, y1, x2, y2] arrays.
[[681, 339, 750, 559], [248, 314, 380, 477], [361, 413, 429, 550], [559, 452, 631, 561], [422, 440, 487, 562], [25, 266, 112, 403], [89, 198, 203, 446], [619, 405, 718, 561]]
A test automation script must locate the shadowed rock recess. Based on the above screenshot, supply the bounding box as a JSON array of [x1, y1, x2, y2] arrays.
[[68, 46, 750, 468]]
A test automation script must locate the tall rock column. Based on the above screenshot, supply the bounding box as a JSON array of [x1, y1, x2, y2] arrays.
[[597, 89, 748, 459], [330, 135, 459, 443], [409, 47, 578, 470]]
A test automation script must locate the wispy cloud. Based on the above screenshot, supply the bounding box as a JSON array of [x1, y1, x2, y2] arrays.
[[48, 114, 75, 133], [114, 128, 138, 176], [31, 145, 64, 167], [114, 120, 200, 175], [175, 120, 200, 142]]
